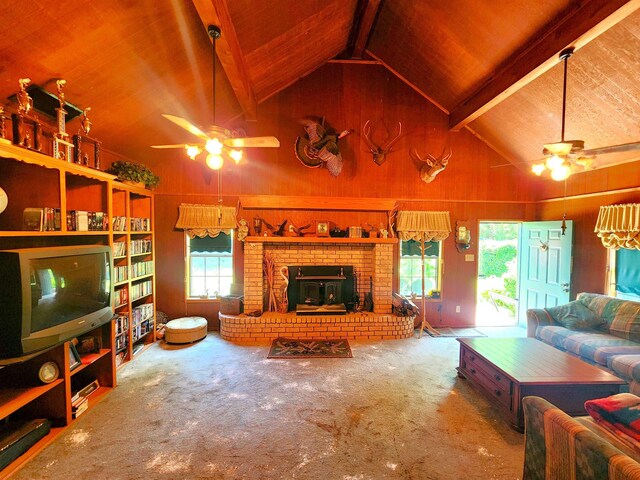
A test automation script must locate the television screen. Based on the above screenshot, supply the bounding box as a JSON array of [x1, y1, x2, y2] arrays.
[[29, 252, 111, 333]]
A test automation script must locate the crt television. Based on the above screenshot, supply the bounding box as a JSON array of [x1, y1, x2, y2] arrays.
[[0, 245, 113, 359]]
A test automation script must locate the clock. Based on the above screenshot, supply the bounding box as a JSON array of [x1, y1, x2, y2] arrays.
[[0, 187, 7, 214], [38, 361, 60, 384], [316, 221, 330, 237]]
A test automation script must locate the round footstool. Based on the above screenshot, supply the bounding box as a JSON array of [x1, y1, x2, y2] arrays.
[[165, 316, 208, 344]]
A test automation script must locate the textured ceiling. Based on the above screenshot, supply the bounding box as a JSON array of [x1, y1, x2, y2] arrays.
[[0, 0, 638, 174]]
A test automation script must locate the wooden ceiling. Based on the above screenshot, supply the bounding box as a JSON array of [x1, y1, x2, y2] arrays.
[[1, 0, 639, 175]]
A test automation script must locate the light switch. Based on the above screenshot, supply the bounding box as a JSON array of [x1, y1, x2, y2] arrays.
[[465, 254, 474, 262]]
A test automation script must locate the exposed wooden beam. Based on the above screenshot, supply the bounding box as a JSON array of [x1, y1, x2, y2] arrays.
[[366, 50, 449, 115], [351, 0, 383, 59], [192, 0, 258, 121], [449, 0, 640, 131]]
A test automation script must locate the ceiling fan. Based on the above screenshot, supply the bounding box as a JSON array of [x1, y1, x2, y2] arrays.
[[151, 25, 280, 170], [531, 47, 640, 181]]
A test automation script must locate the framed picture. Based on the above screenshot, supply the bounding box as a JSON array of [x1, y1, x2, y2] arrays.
[[68, 342, 82, 371]]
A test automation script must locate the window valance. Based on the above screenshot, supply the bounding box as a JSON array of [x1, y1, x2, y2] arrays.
[[395, 210, 452, 242], [175, 204, 237, 239], [594, 204, 640, 250]]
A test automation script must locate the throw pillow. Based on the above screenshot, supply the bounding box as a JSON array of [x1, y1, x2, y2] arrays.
[[545, 301, 602, 330]]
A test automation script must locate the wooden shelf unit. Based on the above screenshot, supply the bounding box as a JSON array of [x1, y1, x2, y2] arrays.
[[0, 141, 155, 474], [110, 183, 156, 369], [0, 322, 115, 479]]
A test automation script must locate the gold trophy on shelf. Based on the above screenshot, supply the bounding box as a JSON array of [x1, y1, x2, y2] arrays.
[[73, 106, 102, 169], [52, 79, 74, 161], [12, 78, 42, 149], [0, 106, 9, 144]]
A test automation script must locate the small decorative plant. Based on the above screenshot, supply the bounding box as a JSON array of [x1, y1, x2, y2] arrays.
[[107, 161, 160, 189]]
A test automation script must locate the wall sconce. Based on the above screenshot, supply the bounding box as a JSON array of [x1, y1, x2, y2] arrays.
[[455, 221, 471, 252]]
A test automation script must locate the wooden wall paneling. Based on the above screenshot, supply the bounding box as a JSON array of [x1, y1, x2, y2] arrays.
[[65, 175, 106, 214]]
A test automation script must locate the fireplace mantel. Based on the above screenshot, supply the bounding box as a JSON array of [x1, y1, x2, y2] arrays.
[[245, 236, 397, 245]]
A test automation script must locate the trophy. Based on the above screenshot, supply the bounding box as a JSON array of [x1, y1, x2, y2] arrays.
[[72, 107, 102, 169], [11, 78, 36, 148], [52, 79, 74, 161], [0, 106, 9, 144]]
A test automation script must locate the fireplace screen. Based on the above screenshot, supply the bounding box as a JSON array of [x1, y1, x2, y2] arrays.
[[287, 265, 354, 314]]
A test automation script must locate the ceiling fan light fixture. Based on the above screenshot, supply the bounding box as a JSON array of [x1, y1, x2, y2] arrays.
[[206, 153, 224, 170], [550, 162, 571, 181], [229, 149, 243, 164], [544, 142, 574, 156], [531, 163, 545, 176], [545, 154, 564, 170], [206, 137, 224, 155], [186, 145, 201, 159]]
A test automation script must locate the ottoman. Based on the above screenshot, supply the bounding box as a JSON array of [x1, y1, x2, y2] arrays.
[[165, 316, 208, 344]]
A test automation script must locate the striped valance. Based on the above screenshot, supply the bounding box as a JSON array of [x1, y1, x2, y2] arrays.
[[594, 204, 640, 250], [175, 204, 237, 239], [395, 210, 451, 242]]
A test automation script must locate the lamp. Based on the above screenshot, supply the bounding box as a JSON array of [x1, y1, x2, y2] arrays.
[[531, 47, 578, 181]]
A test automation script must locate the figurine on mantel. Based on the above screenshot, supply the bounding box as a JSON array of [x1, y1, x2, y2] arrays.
[[237, 218, 248, 242]]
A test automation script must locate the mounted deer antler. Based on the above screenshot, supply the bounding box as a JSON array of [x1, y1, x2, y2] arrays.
[[412, 147, 452, 184], [362, 120, 402, 165]]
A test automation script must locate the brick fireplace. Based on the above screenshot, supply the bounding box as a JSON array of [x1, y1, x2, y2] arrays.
[[218, 237, 414, 343], [242, 237, 394, 313]]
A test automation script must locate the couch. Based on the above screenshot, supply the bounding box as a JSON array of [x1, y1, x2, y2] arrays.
[[523, 395, 640, 479], [527, 293, 640, 394]]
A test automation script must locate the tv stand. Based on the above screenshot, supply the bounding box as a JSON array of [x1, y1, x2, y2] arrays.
[[0, 322, 115, 477], [0, 347, 57, 367]]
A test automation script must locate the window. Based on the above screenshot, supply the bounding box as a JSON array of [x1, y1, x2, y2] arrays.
[[399, 240, 442, 297], [186, 233, 233, 298], [612, 248, 640, 301]]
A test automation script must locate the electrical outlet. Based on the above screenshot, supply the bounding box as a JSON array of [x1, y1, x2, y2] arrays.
[[456, 305, 461, 313]]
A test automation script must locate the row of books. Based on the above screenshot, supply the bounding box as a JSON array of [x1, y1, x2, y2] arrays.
[[67, 210, 108, 231], [112, 216, 151, 232], [114, 313, 129, 336], [131, 260, 153, 278], [131, 280, 153, 301], [114, 265, 128, 283], [131, 217, 151, 232], [133, 319, 153, 343], [115, 332, 129, 354], [132, 303, 154, 327], [23, 207, 61, 231], [114, 287, 129, 307], [112, 241, 126, 257], [131, 239, 152, 255], [71, 379, 100, 419]]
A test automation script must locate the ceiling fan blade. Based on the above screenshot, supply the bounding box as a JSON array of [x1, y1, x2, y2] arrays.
[[150, 144, 189, 149], [224, 136, 281, 148], [162, 114, 210, 141], [583, 141, 640, 156]]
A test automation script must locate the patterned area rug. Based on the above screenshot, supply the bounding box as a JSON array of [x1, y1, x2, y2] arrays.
[[268, 338, 352, 358], [427, 328, 487, 338]]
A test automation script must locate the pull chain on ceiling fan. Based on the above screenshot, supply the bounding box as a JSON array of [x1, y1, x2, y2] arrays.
[[151, 25, 280, 169], [532, 47, 640, 181]]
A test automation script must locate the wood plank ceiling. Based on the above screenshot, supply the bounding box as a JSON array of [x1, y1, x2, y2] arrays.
[[0, 0, 639, 174]]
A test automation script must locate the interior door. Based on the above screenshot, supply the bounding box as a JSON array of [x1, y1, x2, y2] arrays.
[[517, 220, 573, 325]]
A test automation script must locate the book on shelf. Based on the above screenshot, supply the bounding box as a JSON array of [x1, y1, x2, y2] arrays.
[[22, 208, 43, 231]]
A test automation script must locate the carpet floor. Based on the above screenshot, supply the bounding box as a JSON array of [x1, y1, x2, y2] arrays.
[[13, 334, 524, 479]]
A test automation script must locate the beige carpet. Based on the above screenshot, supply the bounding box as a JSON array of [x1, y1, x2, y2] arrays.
[[13, 334, 524, 479]]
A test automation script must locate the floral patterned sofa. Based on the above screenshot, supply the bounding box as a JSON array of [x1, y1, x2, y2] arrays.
[[523, 395, 640, 479], [527, 293, 640, 394]]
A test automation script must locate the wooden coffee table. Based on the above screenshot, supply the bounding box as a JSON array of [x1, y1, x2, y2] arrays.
[[457, 337, 626, 431]]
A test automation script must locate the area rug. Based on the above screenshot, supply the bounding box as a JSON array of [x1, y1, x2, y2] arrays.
[[426, 327, 487, 338], [267, 338, 352, 358]]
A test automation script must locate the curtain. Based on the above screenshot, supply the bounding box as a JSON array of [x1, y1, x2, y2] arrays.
[[616, 248, 640, 300], [175, 204, 237, 239], [396, 210, 452, 241], [594, 204, 640, 250]]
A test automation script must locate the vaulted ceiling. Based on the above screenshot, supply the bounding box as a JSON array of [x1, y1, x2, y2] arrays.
[[1, 0, 639, 176]]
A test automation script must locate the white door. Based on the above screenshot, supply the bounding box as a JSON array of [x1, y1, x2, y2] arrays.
[[517, 220, 573, 325]]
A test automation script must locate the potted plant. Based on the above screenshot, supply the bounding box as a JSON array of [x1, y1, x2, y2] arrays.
[[107, 161, 160, 189]]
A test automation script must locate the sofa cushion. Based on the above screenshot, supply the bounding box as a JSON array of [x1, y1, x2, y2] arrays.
[[608, 355, 640, 384], [577, 294, 640, 338], [536, 326, 640, 366], [545, 301, 602, 330]]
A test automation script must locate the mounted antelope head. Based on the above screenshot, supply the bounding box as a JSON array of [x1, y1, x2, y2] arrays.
[[412, 147, 452, 184], [362, 120, 402, 165]]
